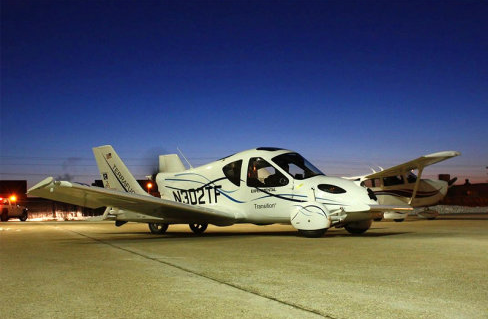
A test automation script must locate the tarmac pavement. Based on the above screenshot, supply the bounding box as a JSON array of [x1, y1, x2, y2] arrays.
[[1, 214, 487, 318]]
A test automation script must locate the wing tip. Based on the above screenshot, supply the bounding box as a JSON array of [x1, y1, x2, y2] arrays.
[[425, 150, 461, 158], [27, 177, 54, 193]]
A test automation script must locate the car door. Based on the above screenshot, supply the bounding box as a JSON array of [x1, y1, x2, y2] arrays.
[[243, 157, 294, 223]]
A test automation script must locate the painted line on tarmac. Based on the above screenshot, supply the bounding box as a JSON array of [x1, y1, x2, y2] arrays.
[[69, 229, 336, 319]]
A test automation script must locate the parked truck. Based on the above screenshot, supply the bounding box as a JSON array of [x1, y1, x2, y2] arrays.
[[1, 196, 28, 221]]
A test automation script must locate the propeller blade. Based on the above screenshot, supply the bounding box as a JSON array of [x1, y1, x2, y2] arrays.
[[448, 177, 458, 187]]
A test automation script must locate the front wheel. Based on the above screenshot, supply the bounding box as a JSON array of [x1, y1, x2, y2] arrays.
[[298, 228, 327, 238], [344, 219, 372, 235], [148, 223, 168, 234], [19, 209, 28, 222], [189, 223, 208, 234]]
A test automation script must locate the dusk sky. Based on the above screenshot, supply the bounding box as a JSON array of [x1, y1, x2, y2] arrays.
[[1, 0, 487, 188]]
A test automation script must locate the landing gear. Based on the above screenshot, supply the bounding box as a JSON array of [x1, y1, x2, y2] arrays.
[[148, 223, 168, 234], [344, 219, 372, 235], [298, 228, 327, 238], [418, 209, 439, 220], [373, 212, 383, 222], [189, 223, 208, 234]]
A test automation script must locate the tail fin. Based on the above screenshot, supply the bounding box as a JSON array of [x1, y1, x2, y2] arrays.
[[92, 145, 147, 195], [159, 154, 186, 173]]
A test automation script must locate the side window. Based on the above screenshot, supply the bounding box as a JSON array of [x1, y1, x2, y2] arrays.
[[362, 178, 380, 188], [287, 163, 304, 179], [247, 157, 288, 187], [407, 171, 417, 183], [383, 175, 404, 187], [222, 160, 242, 186]]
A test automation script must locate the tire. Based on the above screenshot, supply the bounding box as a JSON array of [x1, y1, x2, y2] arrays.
[[189, 223, 208, 234], [297, 228, 327, 238], [148, 223, 168, 234], [373, 217, 383, 222], [1, 209, 8, 222], [394, 219, 404, 222], [344, 219, 372, 235], [19, 210, 28, 222]]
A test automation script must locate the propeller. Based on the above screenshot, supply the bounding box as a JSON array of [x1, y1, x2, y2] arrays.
[[145, 168, 159, 182], [448, 177, 458, 187]]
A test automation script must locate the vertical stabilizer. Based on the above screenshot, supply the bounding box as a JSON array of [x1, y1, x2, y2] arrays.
[[159, 154, 186, 173], [93, 145, 147, 195]]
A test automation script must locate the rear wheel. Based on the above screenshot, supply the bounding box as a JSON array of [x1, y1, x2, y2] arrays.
[[1, 209, 8, 222], [298, 228, 327, 238], [344, 219, 372, 235], [189, 223, 208, 234], [148, 223, 168, 234]]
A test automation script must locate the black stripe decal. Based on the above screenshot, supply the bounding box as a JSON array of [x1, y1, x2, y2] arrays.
[[374, 189, 439, 198], [103, 156, 130, 193], [254, 187, 305, 203], [201, 177, 227, 188]]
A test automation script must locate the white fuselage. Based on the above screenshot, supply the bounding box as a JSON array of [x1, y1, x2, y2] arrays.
[[155, 149, 378, 226]]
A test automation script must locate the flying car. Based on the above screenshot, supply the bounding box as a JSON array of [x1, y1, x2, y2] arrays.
[[28, 146, 411, 237]]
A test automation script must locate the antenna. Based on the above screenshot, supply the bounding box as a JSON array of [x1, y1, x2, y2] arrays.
[[177, 147, 193, 169]]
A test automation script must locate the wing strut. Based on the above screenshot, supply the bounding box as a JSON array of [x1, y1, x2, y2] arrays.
[[408, 167, 423, 205]]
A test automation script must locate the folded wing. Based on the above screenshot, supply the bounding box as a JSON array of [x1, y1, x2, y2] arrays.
[[27, 177, 236, 224]]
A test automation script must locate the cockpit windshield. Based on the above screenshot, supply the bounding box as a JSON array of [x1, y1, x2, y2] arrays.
[[272, 153, 324, 180]]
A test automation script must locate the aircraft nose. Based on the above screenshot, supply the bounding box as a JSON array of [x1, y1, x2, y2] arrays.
[[440, 182, 449, 196], [424, 179, 449, 198]]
